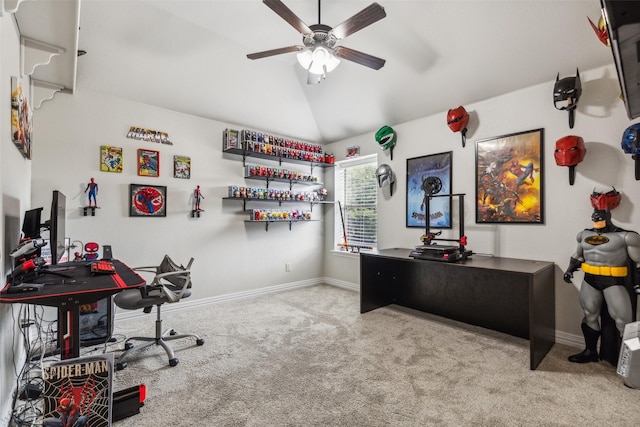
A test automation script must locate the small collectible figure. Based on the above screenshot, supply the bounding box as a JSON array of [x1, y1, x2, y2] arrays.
[[191, 185, 205, 217], [563, 189, 640, 366], [85, 178, 98, 207], [194, 185, 204, 211], [83, 242, 99, 262]]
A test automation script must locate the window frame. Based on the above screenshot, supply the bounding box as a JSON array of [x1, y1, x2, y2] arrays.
[[333, 154, 378, 252]]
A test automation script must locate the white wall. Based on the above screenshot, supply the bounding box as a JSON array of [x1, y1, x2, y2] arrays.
[[1, 12, 35, 424], [30, 90, 328, 300], [323, 64, 639, 344]]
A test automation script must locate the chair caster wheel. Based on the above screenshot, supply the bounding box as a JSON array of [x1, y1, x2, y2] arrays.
[[196, 339, 204, 346], [169, 329, 177, 336], [116, 362, 128, 370], [169, 358, 179, 367], [124, 342, 134, 350]]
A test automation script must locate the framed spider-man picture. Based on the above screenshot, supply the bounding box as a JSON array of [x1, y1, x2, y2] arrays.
[[137, 148, 159, 177], [406, 151, 452, 228], [475, 128, 544, 224], [129, 184, 166, 217]]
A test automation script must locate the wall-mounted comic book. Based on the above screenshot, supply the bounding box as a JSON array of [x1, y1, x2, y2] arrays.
[[42, 354, 114, 427]]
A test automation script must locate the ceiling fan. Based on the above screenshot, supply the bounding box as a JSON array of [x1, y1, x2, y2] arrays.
[[247, 0, 387, 84]]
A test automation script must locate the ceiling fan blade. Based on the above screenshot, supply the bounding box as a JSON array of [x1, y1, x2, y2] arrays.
[[263, 0, 312, 35], [247, 45, 304, 60], [334, 46, 385, 70], [329, 3, 386, 40]]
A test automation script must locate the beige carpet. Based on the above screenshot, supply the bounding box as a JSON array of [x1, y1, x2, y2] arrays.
[[101, 284, 639, 426]]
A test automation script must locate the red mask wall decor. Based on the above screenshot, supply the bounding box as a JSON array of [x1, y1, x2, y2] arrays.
[[447, 106, 469, 147], [554, 135, 586, 185], [587, 15, 609, 47]]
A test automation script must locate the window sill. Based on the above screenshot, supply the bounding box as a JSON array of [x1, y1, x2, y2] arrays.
[[330, 249, 375, 258]]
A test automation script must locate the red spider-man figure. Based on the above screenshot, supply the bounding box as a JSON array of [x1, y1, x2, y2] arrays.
[[83, 242, 99, 262]]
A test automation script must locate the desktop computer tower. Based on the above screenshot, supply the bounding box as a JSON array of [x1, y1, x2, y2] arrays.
[[79, 296, 114, 345], [57, 296, 114, 347]]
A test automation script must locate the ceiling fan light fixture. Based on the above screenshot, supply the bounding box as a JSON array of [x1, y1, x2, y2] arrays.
[[297, 46, 340, 75]]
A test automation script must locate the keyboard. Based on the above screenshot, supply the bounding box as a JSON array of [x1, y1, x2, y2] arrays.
[[90, 260, 116, 275]]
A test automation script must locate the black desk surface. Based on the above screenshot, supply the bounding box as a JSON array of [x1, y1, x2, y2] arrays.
[[363, 248, 554, 274], [0, 259, 146, 306]]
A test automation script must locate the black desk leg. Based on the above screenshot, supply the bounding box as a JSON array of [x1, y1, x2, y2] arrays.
[[58, 305, 81, 360]]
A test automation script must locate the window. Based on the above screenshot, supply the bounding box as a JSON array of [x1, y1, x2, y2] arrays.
[[334, 155, 377, 251]]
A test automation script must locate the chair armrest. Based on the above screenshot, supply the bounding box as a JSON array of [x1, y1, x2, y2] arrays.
[[152, 270, 192, 303], [133, 266, 159, 272]]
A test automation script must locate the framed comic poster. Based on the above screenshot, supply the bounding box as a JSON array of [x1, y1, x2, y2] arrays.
[[11, 76, 33, 159], [475, 128, 544, 224], [129, 184, 166, 217], [406, 151, 452, 228], [138, 148, 159, 177], [100, 146, 123, 173], [174, 155, 191, 179]]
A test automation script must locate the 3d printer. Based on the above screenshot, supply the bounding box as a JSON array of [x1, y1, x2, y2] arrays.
[[409, 176, 473, 262]]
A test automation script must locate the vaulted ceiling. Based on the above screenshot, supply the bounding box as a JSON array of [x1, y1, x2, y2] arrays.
[[18, 0, 614, 144]]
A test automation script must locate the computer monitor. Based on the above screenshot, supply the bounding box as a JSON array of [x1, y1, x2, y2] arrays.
[[48, 190, 66, 265], [22, 207, 44, 239]]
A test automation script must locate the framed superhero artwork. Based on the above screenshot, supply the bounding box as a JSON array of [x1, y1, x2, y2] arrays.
[[129, 184, 167, 217], [137, 148, 160, 177], [10, 76, 33, 159], [406, 151, 452, 229], [475, 128, 544, 224], [100, 146, 123, 173], [174, 155, 191, 179]]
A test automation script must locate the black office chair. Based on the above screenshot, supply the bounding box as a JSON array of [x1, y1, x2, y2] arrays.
[[113, 255, 204, 369]]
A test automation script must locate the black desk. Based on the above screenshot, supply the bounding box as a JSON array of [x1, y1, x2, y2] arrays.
[[360, 248, 555, 369], [0, 260, 145, 359]]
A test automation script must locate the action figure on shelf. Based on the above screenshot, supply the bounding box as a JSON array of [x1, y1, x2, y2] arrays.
[[194, 185, 204, 211], [84, 178, 98, 208], [563, 189, 640, 365], [191, 185, 205, 218]]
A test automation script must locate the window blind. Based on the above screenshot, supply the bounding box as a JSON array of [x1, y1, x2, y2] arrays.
[[334, 156, 377, 250]]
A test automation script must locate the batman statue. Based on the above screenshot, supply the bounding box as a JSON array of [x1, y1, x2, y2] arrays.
[[563, 189, 640, 366]]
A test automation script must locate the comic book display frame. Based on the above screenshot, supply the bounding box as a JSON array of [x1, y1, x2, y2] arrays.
[[10, 76, 33, 159], [129, 184, 167, 217], [475, 128, 544, 224], [100, 146, 123, 173], [137, 149, 160, 177], [174, 155, 191, 179], [406, 151, 453, 229]]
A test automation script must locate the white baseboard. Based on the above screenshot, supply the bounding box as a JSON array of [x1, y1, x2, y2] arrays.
[[555, 329, 583, 349], [321, 277, 359, 292], [115, 278, 329, 322]]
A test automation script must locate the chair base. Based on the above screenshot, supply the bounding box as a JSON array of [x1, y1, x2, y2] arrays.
[[116, 311, 204, 370]]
